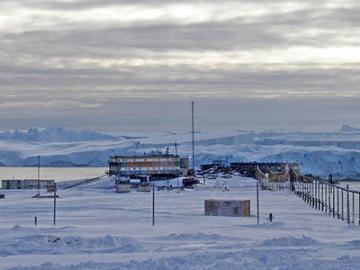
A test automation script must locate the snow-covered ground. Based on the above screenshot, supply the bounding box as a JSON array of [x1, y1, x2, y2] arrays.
[[1, 176, 360, 270]]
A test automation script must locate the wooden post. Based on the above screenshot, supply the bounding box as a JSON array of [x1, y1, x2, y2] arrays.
[[316, 181, 319, 209], [302, 182, 304, 200], [352, 192, 355, 224], [311, 182, 314, 208], [325, 183, 327, 213]]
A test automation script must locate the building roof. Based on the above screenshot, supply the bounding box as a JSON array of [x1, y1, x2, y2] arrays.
[[110, 152, 180, 159]]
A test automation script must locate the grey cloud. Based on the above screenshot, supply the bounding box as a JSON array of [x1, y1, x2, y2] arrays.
[[1, 64, 360, 100], [1, 0, 360, 131], [2, 7, 360, 62], [3, 0, 313, 11], [1, 97, 360, 133]]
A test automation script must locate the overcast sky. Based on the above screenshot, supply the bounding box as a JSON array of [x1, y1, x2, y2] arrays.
[[1, 0, 360, 132]]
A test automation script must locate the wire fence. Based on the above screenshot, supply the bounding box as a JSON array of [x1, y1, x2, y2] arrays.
[[291, 180, 360, 225]]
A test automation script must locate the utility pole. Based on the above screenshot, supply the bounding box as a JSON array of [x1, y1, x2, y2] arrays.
[[347, 185, 350, 224], [174, 142, 178, 156], [37, 155, 40, 197], [152, 180, 155, 227], [256, 181, 260, 225], [53, 182, 57, 226], [191, 101, 195, 173]]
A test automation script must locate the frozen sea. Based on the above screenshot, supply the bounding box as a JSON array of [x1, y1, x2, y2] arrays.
[[0, 167, 107, 182]]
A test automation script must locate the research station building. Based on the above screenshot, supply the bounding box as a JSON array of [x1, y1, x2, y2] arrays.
[[108, 153, 189, 180]]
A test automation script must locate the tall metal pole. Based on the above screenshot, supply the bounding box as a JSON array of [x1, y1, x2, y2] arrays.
[[152, 181, 155, 227], [330, 184, 332, 215], [191, 101, 195, 173], [316, 181, 318, 209], [332, 185, 335, 218], [358, 194, 360, 225], [352, 192, 355, 224], [37, 155, 40, 197], [174, 142, 178, 156], [53, 182, 57, 226], [342, 189, 344, 220], [347, 185, 350, 224], [337, 188, 340, 218], [256, 181, 260, 225]]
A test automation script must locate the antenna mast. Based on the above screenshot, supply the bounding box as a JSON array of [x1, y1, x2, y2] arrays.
[[174, 142, 178, 156]]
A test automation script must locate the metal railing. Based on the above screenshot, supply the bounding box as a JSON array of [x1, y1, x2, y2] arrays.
[[291, 180, 360, 225]]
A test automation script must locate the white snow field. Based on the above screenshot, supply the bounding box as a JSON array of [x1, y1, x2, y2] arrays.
[[1, 177, 360, 270]]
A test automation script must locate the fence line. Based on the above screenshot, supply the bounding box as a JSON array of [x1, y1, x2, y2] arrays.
[[290, 180, 360, 226]]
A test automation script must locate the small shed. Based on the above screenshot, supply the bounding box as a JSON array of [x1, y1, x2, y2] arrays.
[[1, 179, 55, 190], [205, 199, 250, 217], [116, 184, 131, 193]]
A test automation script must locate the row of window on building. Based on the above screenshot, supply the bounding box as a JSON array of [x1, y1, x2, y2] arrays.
[[113, 158, 179, 163], [111, 166, 180, 171]]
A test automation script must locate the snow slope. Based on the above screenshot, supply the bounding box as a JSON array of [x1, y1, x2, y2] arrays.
[[1, 176, 360, 269]]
